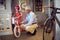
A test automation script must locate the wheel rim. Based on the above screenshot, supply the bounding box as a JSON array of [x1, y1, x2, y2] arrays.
[[14, 26, 21, 38], [16, 31, 19, 36]]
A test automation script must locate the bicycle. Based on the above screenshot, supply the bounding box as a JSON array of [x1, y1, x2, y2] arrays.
[[13, 17, 38, 38], [43, 7, 60, 40]]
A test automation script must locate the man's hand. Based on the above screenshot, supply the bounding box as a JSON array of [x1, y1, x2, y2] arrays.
[[20, 24, 25, 30]]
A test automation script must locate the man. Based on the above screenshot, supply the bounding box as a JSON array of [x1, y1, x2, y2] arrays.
[[21, 6, 38, 34]]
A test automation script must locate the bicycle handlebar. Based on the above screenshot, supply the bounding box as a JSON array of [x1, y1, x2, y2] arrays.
[[45, 7, 60, 27], [49, 7, 60, 13]]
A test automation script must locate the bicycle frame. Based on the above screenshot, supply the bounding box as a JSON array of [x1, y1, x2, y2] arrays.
[[51, 7, 60, 27]]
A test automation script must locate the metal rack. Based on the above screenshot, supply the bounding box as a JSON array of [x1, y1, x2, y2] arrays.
[[0, 13, 13, 35]]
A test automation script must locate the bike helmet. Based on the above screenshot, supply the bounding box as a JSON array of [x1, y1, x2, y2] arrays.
[[15, 5, 20, 10]]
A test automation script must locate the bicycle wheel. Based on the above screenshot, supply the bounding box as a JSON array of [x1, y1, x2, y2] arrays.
[[14, 25, 21, 38]]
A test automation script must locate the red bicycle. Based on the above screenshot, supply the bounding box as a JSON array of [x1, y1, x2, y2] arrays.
[[13, 18, 38, 38], [13, 18, 22, 38]]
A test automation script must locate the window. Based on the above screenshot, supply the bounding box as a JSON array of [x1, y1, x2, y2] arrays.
[[34, 0, 43, 12], [0, 0, 6, 10]]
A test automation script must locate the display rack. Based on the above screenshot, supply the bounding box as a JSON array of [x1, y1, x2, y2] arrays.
[[0, 13, 12, 32]]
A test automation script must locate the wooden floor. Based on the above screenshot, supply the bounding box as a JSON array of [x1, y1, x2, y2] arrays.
[[0, 27, 55, 40]]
